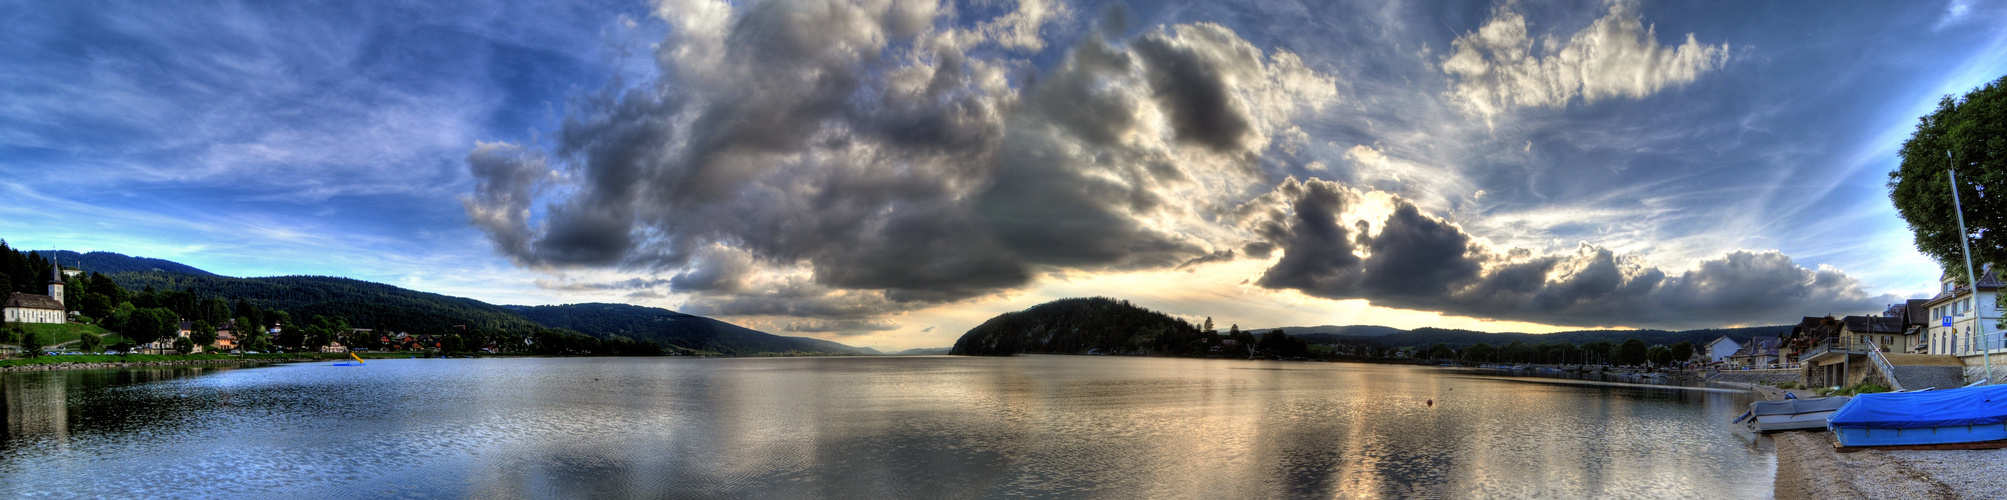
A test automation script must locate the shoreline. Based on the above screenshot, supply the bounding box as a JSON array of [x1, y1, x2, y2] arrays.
[[0, 357, 306, 372]]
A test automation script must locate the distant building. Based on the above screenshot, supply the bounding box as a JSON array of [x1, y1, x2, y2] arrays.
[[1727, 336, 1781, 368], [214, 328, 237, 350], [1, 266, 65, 324], [1924, 266, 2001, 360], [1704, 336, 1741, 364], [1886, 299, 1932, 354], [1840, 316, 1906, 353]]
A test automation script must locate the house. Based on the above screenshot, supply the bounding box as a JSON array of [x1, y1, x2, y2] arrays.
[[175, 320, 203, 354], [1, 266, 65, 324], [136, 320, 201, 354], [1886, 299, 1932, 354], [319, 340, 348, 354], [214, 328, 237, 350], [1923, 266, 2001, 360], [1840, 316, 1906, 353], [1727, 336, 1781, 368], [1703, 336, 1741, 364]]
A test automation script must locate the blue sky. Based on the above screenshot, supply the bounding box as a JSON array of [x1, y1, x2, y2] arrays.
[[3, 0, 2004, 350]]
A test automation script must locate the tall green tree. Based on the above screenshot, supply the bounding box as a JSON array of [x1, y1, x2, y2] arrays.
[[87, 272, 125, 306], [1462, 342, 1496, 363], [200, 298, 231, 325], [76, 331, 103, 353], [125, 308, 180, 342], [21, 331, 41, 357], [1647, 346, 1672, 366], [1670, 341, 1695, 364], [190, 320, 218, 347], [1890, 75, 2007, 286], [1615, 339, 1649, 366], [1427, 343, 1456, 360]]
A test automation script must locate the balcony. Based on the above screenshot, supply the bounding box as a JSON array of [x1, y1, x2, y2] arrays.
[[1799, 337, 1875, 364]]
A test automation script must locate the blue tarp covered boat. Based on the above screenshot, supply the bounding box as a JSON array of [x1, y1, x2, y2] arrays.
[[1827, 384, 2007, 447]]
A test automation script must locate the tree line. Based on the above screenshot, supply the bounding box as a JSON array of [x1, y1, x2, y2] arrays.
[[1403, 339, 1696, 367], [2, 241, 665, 357]]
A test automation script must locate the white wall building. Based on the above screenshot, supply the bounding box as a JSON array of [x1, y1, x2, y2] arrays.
[[1924, 267, 2002, 362], [2, 267, 65, 324], [1704, 336, 1741, 364]]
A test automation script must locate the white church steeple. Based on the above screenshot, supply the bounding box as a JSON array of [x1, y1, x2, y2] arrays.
[[47, 261, 63, 306]]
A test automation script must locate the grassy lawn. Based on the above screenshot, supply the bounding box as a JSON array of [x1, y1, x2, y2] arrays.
[[0, 353, 241, 367], [6, 322, 112, 347]]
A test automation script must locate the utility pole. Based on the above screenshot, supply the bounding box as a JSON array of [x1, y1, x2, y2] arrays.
[[1949, 151, 1991, 383]]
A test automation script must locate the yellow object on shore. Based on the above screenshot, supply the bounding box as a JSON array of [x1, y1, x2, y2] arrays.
[[350, 352, 365, 365]]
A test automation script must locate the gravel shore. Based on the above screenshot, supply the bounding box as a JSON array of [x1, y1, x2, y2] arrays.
[[1760, 389, 2007, 500], [1772, 430, 2007, 499]]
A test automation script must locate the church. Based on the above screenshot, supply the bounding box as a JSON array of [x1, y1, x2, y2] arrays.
[[3, 266, 66, 324]]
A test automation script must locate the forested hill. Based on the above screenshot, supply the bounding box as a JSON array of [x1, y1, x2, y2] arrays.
[[110, 272, 543, 333], [511, 303, 876, 355], [106, 273, 874, 355], [36, 250, 216, 276], [1257, 325, 1402, 337], [951, 297, 1207, 356]]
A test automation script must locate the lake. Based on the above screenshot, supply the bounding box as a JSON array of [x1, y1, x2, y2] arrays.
[[0, 356, 1772, 498]]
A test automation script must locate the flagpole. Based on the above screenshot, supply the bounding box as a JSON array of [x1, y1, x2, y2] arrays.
[[1949, 151, 1990, 383]]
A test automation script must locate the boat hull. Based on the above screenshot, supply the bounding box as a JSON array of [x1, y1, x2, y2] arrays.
[[1749, 411, 1834, 432], [1834, 423, 2007, 447]]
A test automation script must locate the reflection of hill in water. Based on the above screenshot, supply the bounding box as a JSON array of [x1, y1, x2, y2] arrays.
[[2, 365, 249, 445]]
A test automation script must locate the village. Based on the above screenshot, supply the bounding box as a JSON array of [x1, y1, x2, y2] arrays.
[[1703, 266, 2003, 392], [2, 263, 512, 358]]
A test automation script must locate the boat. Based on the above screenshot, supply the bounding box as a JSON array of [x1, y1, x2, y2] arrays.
[[1826, 384, 2007, 447], [1733, 396, 1850, 433]]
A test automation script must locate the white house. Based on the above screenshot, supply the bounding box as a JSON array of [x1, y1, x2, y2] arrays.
[[2, 267, 64, 324], [1925, 266, 2001, 362], [1704, 336, 1740, 364]]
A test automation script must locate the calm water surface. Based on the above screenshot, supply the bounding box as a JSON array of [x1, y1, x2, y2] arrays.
[[1, 356, 1772, 498]]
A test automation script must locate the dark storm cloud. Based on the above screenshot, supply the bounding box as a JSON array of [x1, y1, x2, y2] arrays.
[[462, 143, 549, 261], [1249, 177, 1362, 293], [785, 318, 902, 335], [1178, 249, 1237, 269], [1131, 25, 1257, 153], [534, 277, 673, 291], [1243, 177, 1898, 329], [667, 247, 751, 293], [676, 280, 926, 320], [465, 3, 1334, 311]]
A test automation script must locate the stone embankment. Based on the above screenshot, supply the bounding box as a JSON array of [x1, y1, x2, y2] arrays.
[[1708, 369, 1800, 385]]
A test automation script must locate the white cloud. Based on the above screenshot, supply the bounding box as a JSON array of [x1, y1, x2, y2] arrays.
[[1442, 1, 1729, 119], [976, 0, 1067, 50]]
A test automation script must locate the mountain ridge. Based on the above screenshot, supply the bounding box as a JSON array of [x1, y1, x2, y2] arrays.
[[76, 255, 870, 355], [35, 250, 217, 276]]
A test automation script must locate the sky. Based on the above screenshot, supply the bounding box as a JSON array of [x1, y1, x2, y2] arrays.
[[3, 0, 2005, 351]]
